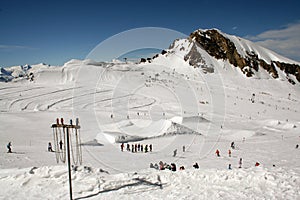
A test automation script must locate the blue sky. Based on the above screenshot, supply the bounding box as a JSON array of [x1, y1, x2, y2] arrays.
[[0, 0, 300, 67]]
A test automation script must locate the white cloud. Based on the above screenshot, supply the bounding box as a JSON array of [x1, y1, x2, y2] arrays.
[[246, 21, 300, 62]]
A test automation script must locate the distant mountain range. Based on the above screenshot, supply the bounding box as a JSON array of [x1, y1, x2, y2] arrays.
[[1, 29, 299, 85]]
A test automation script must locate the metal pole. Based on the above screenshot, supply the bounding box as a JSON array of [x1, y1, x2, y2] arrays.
[[66, 127, 73, 200]]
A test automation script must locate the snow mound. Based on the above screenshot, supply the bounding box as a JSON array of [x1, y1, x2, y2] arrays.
[[0, 166, 299, 199]]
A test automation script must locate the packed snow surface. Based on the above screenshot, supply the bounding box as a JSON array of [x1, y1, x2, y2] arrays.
[[0, 56, 300, 199]]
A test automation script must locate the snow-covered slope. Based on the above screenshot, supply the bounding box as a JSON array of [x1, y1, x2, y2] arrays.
[[0, 28, 300, 199]]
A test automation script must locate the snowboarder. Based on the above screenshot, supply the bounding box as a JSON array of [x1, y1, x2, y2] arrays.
[[48, 142, 54, 152], [193, 162, 199, 169], [7, 142, 12, 153], [215, 149, 220, 157], [239, 158, 243, 168], [228, 149, 232, 157], [173, 149, 177, 157]]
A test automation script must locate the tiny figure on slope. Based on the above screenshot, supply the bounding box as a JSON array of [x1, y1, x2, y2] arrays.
[[173, 149, 177, 157], [296, 144, 299, 149], [171, 163, 176, 171], [228, 164, 232, 170], [120, 143, 124, 152], [239, 158, 243, 168], [231, 141, 235, 149], [48, 142, 54, 152], [179, 166, 185, 170], [183, 145, 185, 152], [7, 142, 12, 153], [149, 144, 152, 152], [255, 162, 260, 167], [127, 143, 130, 151], [159, 161, 165, 170], [215, 149, 220, 157], [228, 149, 232, 157], [193, 162, 199, 169], [59, 140, 63, 150]]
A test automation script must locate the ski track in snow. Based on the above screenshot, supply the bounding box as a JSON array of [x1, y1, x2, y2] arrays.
[[0, 58, 300, 199]]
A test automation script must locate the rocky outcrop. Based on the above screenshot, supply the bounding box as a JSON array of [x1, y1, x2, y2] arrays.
[[188, 29, 300, 84]]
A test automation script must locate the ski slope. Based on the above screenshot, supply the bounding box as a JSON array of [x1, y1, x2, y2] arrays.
[[0, 49, 300, 199]]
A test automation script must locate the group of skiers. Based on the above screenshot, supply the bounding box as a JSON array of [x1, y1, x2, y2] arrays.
[[120, 143, 153, 153], [150, 161, 200, 171], [216, 141, 264, 170]]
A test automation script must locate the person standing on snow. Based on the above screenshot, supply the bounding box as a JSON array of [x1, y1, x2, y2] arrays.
[[48, 142, 54, 152], [228, 149, 232, 157], [215, 149, 220, 157], [7, 142, 12, 153], [120, 143, 124, 152], [59, 140, 63, 150], [239, 158, 243, 168]]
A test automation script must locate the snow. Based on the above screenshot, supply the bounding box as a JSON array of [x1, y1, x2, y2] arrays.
[[0, 36, 300, 199]]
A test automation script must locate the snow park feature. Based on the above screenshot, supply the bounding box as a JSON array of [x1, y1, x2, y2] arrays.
[[0, 27, 300, 199]]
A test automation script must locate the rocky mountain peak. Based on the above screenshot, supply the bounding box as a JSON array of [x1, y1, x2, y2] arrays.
[[187, 29, 300, 84]]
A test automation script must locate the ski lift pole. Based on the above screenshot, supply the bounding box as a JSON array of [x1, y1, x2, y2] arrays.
[[66, 126, 73, 200], [51, 118, 81, 200]]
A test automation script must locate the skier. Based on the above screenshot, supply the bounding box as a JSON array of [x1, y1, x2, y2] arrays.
[[255, 162, 260, 167], [149, 144, 152, 152], [173, 149, 177, 157], [48, 142, 54, 152], [228, 149, 232, 157], [215, 149, 220, 157], [183, 145, 185, 152], [7, 142, 12, 153], [296, 144, 299, 149], [228, 164, 232, 170], [145, 145, 148, 153], [238, 158, 243, 168], [231, 142, 235, 149]]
